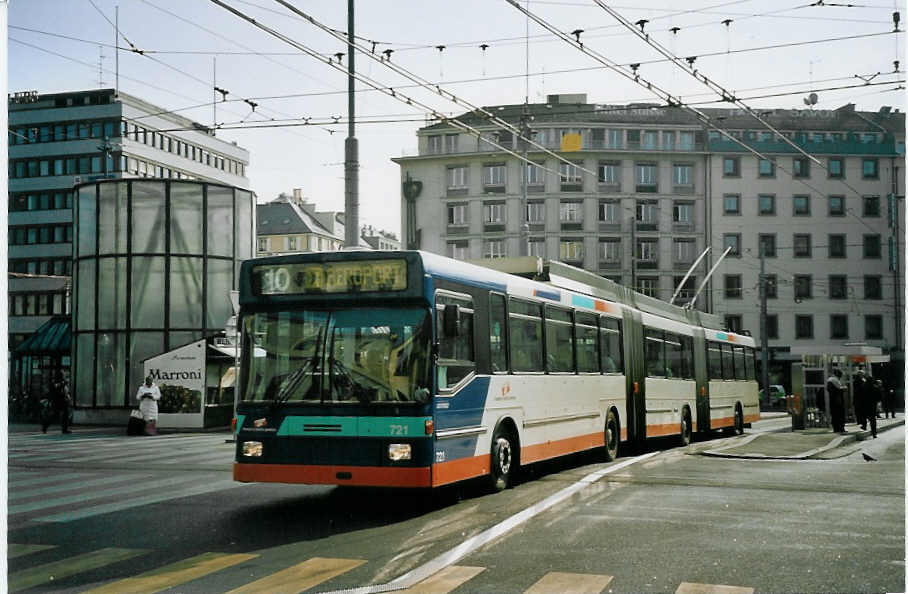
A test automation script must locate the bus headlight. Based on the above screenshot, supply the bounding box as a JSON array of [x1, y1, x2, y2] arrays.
[[388, 443, 411, 461], [242, 441, 263, 457]]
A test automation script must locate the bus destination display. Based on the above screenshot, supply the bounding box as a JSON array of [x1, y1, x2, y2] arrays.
[[255, 259, 408, 295]]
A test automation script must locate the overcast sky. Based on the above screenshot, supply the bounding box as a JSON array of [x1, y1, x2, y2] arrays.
[[9, 0, 905, 236]]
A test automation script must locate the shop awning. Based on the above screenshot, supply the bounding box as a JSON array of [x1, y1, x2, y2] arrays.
[[13, 316, 71, 356]]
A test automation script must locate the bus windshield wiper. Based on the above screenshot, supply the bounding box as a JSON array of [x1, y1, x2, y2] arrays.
[[274, 327, 323, 405]]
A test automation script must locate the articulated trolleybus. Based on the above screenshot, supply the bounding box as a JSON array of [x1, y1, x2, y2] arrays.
[[233, 250, 759, 490]]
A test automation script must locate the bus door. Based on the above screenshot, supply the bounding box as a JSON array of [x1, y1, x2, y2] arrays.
[[692, 330, 711, 433], [622, 308, 646, 445]]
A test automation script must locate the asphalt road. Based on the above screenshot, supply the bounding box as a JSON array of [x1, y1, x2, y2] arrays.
[[6, 422, 904, 593]]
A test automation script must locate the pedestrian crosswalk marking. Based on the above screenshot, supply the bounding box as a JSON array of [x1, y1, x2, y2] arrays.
[[84, 552, 258, 594], [400, 565, 485, 593], [524, 571, 614, 594], [225, 557, 366, 594], [10, 474, 142, 501], [33, 479, 245, 523], [9, 474, 201, 516], [675, 582, 754, 594], [7, 543, 57, 559], [9, 472, 87, 488], [7, 547, 146, 592]]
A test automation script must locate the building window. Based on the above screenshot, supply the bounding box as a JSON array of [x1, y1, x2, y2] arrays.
[[723, 156, 740, 177], [642, 130, 659, 150], [483, 163, 506, 188], [723, 234, 741, 257], [758, 159, 775, 177], [637, 277, 659, 298], [795, 315, 814, 339], [793, 234, 811, 258], [637, 239, 658, 265], [674, 239, 695, 263], [673, 275, 695, 304], [559, 162, 582, 188], [606, 129, 623, 149], [828, 195, 845, 216], [758, 194, 776, 215], [636, 200, 658, 225], [560, 240, 584, 262], [559, 201, 583, 223], [447, 240, 468, 260], [673, 201, 693, 224], [793, 157, 810, 178], [793, 195, 810, 216], [828, 234, 846, 258], [257, 238, 269, 252], [764, 274, 778, 299], [528, 238, 545, 258], [598, 200, 618, 223], [864, 275, 882, 299], [725, 315, 743, 334], [444, 134, 458, 153], [828, 275, 847, 299], [757, 234, 776, 258], [598, 161, 620, 185], [447, 165, 468, 189], [672, 163, 693, 188], [830, 315, 848, 339], [526, 162, 544, 185], [862, 158, 879, 179], [483, 239, 505, 259], [828, 157, 844, 178], [599, 239, 621, 263], [526, 201, 544, 223], [862, 195, 880, 217], [766, 314, 779, 339], [287, 236, 298, 251], [483, 202, 505, 224], [794, 275, 812, 300], [724, 274, 743, 299], [679, 131, 694, 150], [635, 163, 658, 192], [447, 203, 467, 225], [863, 234, 881, 258], [865, 315, 883, 339], [663, 131, 675, 150], [723, 194, 740, 215]]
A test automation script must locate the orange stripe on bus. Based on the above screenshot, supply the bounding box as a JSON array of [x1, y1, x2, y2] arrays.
[[646, 422, 681, 437], [233, 463, 431, 488], [712, 416, 734, 428], [432, 455, 489, 487], [744, 414, 760, 424], [521, 431, 605, 464]]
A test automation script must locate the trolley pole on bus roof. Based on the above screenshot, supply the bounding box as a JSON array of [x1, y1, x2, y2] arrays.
[[343, 0, 359, 249]]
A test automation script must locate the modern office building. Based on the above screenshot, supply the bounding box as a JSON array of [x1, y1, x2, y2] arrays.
[[394, 94, 905, 387], [8, 88, 251, 350]]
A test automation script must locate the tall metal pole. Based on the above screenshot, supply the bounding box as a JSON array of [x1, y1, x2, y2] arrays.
[[760, 246, 770, 395], [115, 6, 119, 96], [344, 0, 359, 248], [518, 104, 530, 257], [212, 58, 216, 134]]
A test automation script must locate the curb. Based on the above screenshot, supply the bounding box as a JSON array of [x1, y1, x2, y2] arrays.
[[700, 418, 903, 460]]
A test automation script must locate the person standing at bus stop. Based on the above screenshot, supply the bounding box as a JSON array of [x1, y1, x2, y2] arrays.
[[853, 367, 875, 437], [826, 368, 846, 433], [135, 376, 162, 436]]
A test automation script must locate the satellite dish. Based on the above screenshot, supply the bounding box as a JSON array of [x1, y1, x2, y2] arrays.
[[803, 93, 818, 107]]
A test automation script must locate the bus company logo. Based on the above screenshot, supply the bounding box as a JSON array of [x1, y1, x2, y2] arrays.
[[253, 418, 268, 428], [501, 383, 511, 397]]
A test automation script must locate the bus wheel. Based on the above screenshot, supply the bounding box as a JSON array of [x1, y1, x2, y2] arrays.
[[679, 407, 692, 446], [733, 404, 744, 435], [604, 410, 619, 462], [490, 426, 516, 492]]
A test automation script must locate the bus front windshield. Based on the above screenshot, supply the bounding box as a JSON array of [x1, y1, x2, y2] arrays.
[[241, 307, 431, 405]]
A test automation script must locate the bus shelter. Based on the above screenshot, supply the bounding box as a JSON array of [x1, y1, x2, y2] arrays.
[[789, 345, 889, 429]]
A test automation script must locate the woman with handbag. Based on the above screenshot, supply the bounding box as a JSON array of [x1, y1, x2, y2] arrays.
[[135, 376, 162, 435]]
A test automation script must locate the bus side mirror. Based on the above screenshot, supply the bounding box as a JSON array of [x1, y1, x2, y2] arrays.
[[443, 304, 460, 337]]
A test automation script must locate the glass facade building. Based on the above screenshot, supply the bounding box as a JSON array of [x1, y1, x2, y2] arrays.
[[73, 180, 254, 418]]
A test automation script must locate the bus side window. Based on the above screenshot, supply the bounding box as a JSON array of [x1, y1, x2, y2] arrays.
[[545, 306, 574, 373], [489, 293, 508, 373], [665, 332, 684, 379], [600, 317, 622, 373], [720, 344, 734, 380], [645, 328, 666, 378], [746, 347, 757, 381], [509, 299, 543, 372], [575, 312, 598, 373], [733, 346, 746, 380], [707, 341, 722, 380], [680, 335, 694, 379], [436, 293, 475, 390]]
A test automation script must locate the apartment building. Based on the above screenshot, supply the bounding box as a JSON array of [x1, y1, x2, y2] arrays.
[[8, 88, 250, 349], [394, 94, 905, 383]]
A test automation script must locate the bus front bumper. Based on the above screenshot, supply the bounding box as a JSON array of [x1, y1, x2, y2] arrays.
[[233, 462, 432, 488]]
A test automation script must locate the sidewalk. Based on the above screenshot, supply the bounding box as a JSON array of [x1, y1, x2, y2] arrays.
[[701, 416, 905, 460]]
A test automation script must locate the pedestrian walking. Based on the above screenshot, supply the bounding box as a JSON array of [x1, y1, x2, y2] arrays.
[[826, 368, 846, 433], [882, 382, 897, 418], [853, 367, 876, 438], [135, 376, 162, 436], [41, 372, 72, 434], [872, 379, 885, 419]]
